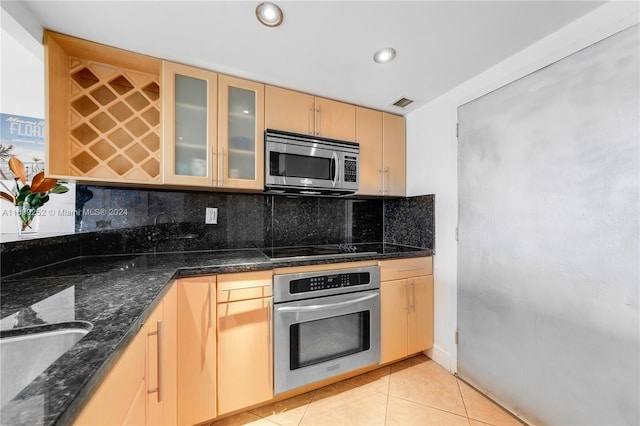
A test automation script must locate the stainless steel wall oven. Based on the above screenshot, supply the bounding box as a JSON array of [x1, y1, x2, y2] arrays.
[[273, 265, 380, 394]]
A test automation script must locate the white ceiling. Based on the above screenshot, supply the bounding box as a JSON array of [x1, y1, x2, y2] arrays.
[[20, 0, 604, 115]]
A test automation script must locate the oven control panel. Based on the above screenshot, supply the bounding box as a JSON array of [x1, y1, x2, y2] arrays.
[[273, 265, 380, 303], [290, 272, 370, 294]]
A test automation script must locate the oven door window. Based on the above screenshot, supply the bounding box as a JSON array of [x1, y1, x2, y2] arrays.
[[269, 152, 335, 180], [289, 311, 370, 370]]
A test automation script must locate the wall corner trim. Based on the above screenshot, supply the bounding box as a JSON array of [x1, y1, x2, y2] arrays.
[[424, 345, 451, 373]]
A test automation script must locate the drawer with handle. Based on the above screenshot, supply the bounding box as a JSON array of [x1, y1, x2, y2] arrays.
[[217, 270, 273, 303], [380, 257, 432, 281]]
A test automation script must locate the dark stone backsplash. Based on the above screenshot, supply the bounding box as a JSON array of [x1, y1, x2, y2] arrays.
[[384, 195, 435, 248], [1, 185, 434, 276]]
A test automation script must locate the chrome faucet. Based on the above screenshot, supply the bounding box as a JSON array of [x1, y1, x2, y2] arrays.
[[153, 212, 176, 226]]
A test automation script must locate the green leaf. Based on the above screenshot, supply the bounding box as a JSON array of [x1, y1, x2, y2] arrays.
[[50, 184, 69, 194], [26, 192, 42, 208], [17, 200, 31, 216], [16, 192, 27, 204]]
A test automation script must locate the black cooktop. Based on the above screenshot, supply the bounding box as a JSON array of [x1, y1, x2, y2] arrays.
[[262, 243, 423, 261]]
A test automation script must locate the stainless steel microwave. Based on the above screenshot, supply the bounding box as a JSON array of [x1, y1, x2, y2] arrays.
[[264, 129, 359, 195]]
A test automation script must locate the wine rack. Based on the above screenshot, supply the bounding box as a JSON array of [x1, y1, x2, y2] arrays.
[[67, 58, 161, 181], [45, 31, 162, 184]]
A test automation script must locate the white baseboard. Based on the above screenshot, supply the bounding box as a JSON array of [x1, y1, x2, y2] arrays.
[[424, 345, 451, 372]]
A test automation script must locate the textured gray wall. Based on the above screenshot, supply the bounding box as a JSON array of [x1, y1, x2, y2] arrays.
[[457, 25, 639, 425]]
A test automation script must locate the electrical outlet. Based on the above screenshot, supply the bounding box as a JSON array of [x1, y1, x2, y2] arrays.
[[205, 207, 218, 224]]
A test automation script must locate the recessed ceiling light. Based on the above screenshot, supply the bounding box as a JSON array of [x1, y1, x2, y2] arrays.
[[373, 47, 396, 64], [256, 2, 283, 27]]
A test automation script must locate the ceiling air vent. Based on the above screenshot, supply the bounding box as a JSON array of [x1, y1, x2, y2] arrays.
[[392, 97, 414, 108]]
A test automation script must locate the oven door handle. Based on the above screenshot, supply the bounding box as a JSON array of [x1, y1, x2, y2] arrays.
[[275, 293, 378, 312]]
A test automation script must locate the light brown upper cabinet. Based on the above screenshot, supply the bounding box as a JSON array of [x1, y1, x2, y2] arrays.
[[356, 107, 384, 195], [45, 31, 406, 195], [163, 65, 265, 190], [356, 109, 406, 196], [218, 75, 265, 190], [265, 86, 356, 141], [382, 113, 406, 197], [45, 31, 162, 184], [162, 61, 218, 186]]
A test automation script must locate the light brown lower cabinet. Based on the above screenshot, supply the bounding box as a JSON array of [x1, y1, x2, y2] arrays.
[[146, 284, 177, 426], [216, 271, 273, 415], [176, 276, 217, 425], [74, 324, 146, 426], [380, 257, 434, 364], [75, 258, 432, 425], [74, 283, 177, 426]]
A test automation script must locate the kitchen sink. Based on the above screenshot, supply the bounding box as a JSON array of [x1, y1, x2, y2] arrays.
[[0, 321, 93, 408]]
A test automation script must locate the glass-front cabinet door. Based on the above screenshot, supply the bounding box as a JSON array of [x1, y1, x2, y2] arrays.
[[218, 75, 264, 190], [162, 61, 218, 186]]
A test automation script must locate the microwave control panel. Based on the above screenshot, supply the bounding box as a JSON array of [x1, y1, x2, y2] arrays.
[[344, 156, 357, 183]]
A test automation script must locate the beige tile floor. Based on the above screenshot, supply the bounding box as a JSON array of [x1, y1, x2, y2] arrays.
[[210, 355, 524, 426]]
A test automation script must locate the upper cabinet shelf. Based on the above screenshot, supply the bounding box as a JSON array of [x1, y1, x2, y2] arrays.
[[176, 102, 208, 112]]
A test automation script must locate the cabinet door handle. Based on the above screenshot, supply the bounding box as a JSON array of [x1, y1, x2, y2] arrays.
[[148, 319, 163, 402], [411, 279, 416, 312], [384, 168, 390, 194], [208, 278, 213, 327], [221, 283, 272, 292], [219, 146, 225, 187], [276, 293, 378, 312], [316, 104, 321, 135], [267, 297, 273, 390], [397, 267, 424, 272], [405, 281, 410, 313], [379, 169, 384, 195], [211, 146, 217, 185], [267, 298, 272, 346], [309, 103, 314, 135]]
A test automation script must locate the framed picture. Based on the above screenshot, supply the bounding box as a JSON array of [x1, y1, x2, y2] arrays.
[[1, 113, 76, 235], [0, 113, 45, 180]]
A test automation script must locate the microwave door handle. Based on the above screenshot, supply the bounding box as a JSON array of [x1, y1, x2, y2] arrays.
[[275, 293, 378, 312], [331, 151, 339, 188]]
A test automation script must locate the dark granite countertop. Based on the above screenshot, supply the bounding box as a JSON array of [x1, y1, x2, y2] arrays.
[[0, 244, 433, 426]]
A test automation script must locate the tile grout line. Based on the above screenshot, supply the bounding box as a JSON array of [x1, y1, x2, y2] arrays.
[[383, 391, 390, 425], [387, 359, 472, 423], [216, 355, 481, 425], [297, 389, 317, 425], [384, 366, 392, 425], [456, 377, 474, 423], [458, 378, 526, 426], [387, 392, 469, 420]]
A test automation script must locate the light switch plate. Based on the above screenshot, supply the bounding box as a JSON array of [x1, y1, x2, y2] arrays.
[[205, 207, 218, 224]]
